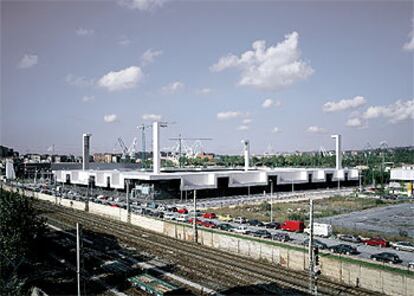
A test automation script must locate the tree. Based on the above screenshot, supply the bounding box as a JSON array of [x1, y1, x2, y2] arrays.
[[0, 188, 46, 295]]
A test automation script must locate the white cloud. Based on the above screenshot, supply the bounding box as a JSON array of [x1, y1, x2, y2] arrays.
[[362, 99, 414, 123], [217, 111, 245, 120], [66, 74, 95, 88], [76, 28, 94, 36], [307, 126, 327, 134], [142, 113, 162, 121], [242, 118, 252, 124], [210, 32, 314, 91], [262, 98, 281, 109], [119, 35, 131, 47], [196, 88, 213, 95], [104, 114, 118, 123], [118, 0, 165, 11], [82, 95, 95, 102], [17, 54, 38, 69], [161, 81, 184, 94], [346, 118, 364, 128], [141, 49, 163, 65], [98, 66, 143, 91], [323, 96, 366, 112], [272, 127, 280, 133], [237, 125, 249, 131], [403, 19, 414, 51]]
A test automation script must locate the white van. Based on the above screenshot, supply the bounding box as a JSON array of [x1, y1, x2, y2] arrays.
[[304, 223, 332, 238], [164, 212, 177, 220], [176, 214, 189, 222]]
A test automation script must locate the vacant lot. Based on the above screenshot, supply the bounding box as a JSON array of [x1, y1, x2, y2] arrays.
[[208, 195, 409, 224]]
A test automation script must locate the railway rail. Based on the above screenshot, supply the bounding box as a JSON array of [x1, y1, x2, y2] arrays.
[[35, 199, 380, 296]]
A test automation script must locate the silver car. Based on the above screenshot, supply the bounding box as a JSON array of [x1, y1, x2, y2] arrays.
[[391, 241, 414, 252]]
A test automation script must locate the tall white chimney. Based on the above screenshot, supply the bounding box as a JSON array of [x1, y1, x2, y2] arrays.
[[241, 139, 250, 171], [153, 121, 160, 174], [82, 133, 91, 170], [331, 134, 342, 170]]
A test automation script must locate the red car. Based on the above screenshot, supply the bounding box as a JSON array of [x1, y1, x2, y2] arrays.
[[201, 221, 216, 228], [177, 208, 188, 214], [188, 218, 203, 225], [203, 212, 216, 219], [364, 237, 389, 248]]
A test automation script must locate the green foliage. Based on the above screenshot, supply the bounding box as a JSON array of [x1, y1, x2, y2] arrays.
[[0, 188, 46, 295], [258, 201, 271, 211], [287, 212, 305, 221]]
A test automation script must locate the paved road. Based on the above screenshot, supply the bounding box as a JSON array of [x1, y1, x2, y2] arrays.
[[318, 203, 414, 238]]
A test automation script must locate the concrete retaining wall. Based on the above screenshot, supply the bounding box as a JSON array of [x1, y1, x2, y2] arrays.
[[2, 183, 413, 296]]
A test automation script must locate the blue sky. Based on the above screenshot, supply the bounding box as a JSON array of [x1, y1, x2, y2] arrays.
[[1, 0, 413, 155]]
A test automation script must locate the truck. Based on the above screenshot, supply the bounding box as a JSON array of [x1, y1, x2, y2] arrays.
[[304, 223, 332, 237], [280, 220, 305, 232]]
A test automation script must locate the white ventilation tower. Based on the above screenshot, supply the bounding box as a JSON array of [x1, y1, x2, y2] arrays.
[[82, 133, 91, 170], [331, 134, 342, 170], [241, 139, 250, 171], [5, 159, 16, 180], [153, 121, 160, 174]]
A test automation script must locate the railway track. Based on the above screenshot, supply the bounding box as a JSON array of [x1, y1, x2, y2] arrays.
[[35, 200, 379, 296]]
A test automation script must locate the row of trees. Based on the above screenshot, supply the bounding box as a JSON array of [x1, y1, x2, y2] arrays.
[[0, 188, 46, 295]]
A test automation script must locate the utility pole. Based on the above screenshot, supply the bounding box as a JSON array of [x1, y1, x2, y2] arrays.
[[270, 180, 274, 223], [193, 190, 197, 243], [76, 223, 82, 296], [126, 180, 130, 222], [308, 198, 318, 295]]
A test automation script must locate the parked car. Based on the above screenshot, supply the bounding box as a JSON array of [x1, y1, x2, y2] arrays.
[[370, 252, 402, 264], [280, 220, 305, 232], [264, 221, 280, 229], [272, 233, 290, 242], [233, 217, 248, 224], [251, 229, 271, 239], [203, 212, 217, 219], [248, 219, 264, 227], [176, 214, 189, 222], [201, 221, 216, 228], [177, 208, 188, 214], [217, 223, 234, 231], [390, 241, 414, 252], [337, 234, 362, 244], [303, 238, 328, 249], [233, 225, 250, 234], [188, 218, 203, 225], [163, 212, 176, 220], [189, 210, 202, 217], [217, 214, 233, 222], [304, 223, 332, 238], [329, 244, 359, 255], [408, 261, 414, 269], [364, 237, 389, 248]]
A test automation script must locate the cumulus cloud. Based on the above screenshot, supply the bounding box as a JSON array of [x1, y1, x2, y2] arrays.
[[98, 66, 143, 91], [216, 111, 246, 120], [17, 54, 38, 69], [66, 74, 95, 88], [262, 99, 281, 109], [272, 127, 280, 133], [82, 95, 95, 102], [118, 0, 165, 11], [323, 96, 366, 112], [237, 125, 249, 131], [362, 99, 414, 123], [76, 28, 94, 36], [161, 81, 184, 94], [196, 88, 213, 95], [142, 113, 162, 121], [307, 126, 327, 134], [403, 19, 414, 51], [141, 49, 163, 65], [104, 114, 118, 123], [210, 32, 314, 90], [346, 118, 364, 128], [242, 118, 252, 124]]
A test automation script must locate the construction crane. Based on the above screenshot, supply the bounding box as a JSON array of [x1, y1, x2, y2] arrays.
[[138, 124, 152, 168], [118, 138, 129, 160], [169, 134, 212, 167]]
